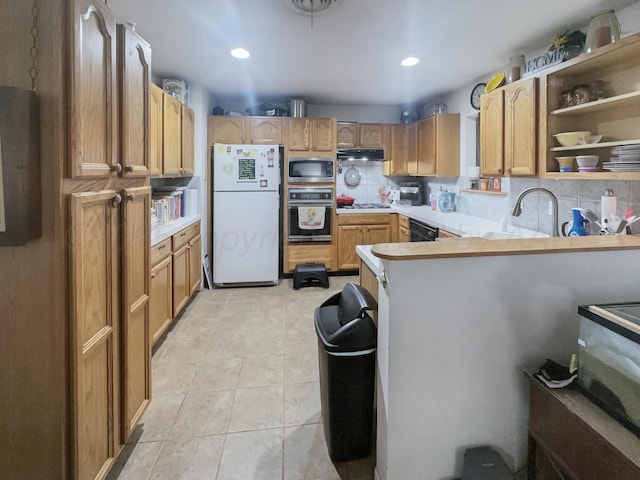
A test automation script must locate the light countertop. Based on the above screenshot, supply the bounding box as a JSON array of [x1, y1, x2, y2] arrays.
[[151, 215, 201, 246], [337, 205, 546, 239], [356, 245, 383, 276], [371, 234, 640, 261]]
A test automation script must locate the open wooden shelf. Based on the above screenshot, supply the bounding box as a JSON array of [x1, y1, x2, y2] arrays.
[[550, 90, 640, 116], [550, 139, 640, 152], [543, 171, 640, 180], [460, 189, 508, 196]]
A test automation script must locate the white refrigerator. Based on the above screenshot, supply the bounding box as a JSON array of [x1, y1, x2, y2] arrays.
[[212, 143, 280, 285]]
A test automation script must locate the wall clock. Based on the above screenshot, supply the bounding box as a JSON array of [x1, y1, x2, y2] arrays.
[[470, 83, 486, 110]]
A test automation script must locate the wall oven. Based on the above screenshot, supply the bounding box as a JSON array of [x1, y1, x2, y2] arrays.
[[288, 157, 334, 183], [288, 188, 333, 242], [409, 218, 439, 242]]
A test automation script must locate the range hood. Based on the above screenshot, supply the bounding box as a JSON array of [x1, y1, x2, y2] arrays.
[[337, 148, 385, 161]]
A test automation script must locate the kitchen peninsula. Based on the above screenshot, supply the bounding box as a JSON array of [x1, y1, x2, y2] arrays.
[[364, 235, 640, 480]]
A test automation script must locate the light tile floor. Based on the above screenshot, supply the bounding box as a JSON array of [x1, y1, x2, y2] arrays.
[[109, 275, 375, 480]]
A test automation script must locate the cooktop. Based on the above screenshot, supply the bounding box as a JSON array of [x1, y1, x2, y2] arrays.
[[340, 203, 391, 209]]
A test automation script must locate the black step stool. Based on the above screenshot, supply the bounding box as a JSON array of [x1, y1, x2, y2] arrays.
[[293, 263, 329, 290]]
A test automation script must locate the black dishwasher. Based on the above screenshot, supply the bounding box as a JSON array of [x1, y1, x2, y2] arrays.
[[409, 218, 439, 242]]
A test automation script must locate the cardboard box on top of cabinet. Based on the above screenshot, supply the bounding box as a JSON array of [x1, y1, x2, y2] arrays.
[[162, 79, 189, 105]]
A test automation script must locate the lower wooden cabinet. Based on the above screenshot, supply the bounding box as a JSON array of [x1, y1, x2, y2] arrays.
[[150, 254, 172, 345], [69, 186, 151, 479], [149, 221, 201, 345], [337, 214, 392, 270]]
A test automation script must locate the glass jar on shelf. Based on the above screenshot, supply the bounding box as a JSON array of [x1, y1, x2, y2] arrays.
[[585, 10, 621, 53]]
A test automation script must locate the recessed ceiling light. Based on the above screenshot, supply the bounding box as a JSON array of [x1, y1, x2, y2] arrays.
[[231, 48, 250, 59], [401, 56, 420, 67]]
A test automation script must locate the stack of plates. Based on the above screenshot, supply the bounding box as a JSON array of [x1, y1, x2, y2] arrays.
[[604, 145, 640, 171]]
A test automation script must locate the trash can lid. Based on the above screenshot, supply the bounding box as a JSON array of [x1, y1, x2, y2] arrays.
[[314, 283, 377, 353]]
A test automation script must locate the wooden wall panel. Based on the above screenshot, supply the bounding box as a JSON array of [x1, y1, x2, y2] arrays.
[[0, 1, 68, 479]]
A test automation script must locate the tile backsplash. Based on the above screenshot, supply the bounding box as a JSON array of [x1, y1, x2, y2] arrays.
[[336, 161, 411, 203], [423, 176, 640, 235]]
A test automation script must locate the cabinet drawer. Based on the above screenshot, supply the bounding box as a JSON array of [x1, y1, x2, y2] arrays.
[[172, 222, 200, 250], [151, 238, 172, 265], [338, 213, 391, 226], [398, 215, 410, 229]]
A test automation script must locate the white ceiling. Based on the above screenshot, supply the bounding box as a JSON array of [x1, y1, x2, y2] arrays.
[[110, 0, 637, 106]]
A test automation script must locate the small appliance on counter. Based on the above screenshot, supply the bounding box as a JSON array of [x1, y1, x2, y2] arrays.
[[577, 302, 640, 434], [437, 191, 457, 213], [399, 182, 424, 205]]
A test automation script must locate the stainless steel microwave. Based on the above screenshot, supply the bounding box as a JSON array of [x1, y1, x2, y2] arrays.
[[288, 157, 334, 183]]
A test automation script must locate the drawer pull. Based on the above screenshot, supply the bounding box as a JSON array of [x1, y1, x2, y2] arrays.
[[124, 164, 134, 173], [158, 245, 166, 250], [150, 272, 156, 279], [125, 192, 136, 202], [111, 163, 123, 174]]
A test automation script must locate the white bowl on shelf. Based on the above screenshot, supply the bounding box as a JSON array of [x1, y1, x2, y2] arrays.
[[576, 155, 599, 167], [554, 131, 592, 147]]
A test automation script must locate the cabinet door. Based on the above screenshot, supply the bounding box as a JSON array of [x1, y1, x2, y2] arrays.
[[337, 225, 362, 270], [149, 84, 163, 176], [150, 256, 172, 345], [359, 124, 385, 148], [188, 235, 202, 295], [312, 118, 335, 151], [250, 117, 284, 144], [389, 124, 408, 175], [172, 244, 190, 316], [337, 122, 358, 148], [181, 105, 195, 176], [69, 190, 121, 480], [287, 118, 311, 151], [417, 117, 436, 175], [504, 78, 537, 176], [120, 186, 150, 441], [69, 0, 118, 178], [398, 226, 410, 242], [210, 116, 247, 144], [162, 94, 182, 176], [406, 123, 418, 175], [117, 24, 151, 177], [364, 224, 391, 245], [480, 88, 505, 176]]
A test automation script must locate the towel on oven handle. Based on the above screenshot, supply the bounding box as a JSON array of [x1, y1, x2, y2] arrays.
[[298, 206, 325, 230]]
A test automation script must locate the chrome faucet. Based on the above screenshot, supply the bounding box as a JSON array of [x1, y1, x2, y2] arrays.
[[510, 187, 560, 237]]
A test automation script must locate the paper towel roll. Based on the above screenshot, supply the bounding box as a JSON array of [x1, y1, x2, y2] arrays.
[[467, 166, 480, 179], [601, 189, 617, 226]]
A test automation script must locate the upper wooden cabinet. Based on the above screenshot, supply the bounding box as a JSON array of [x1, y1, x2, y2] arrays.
[[480, 77, 537, 177], [337, 122, 358, 148], [117, 24, 151, 178], [505, 78, 537, 176], [336, 122, 387, 149], [383, 124, 417, 175], [359, 123, 387, 148], [149, 84, 163, 176], [162, 94, 182, 176], [69, 0, 117, 178], [209, 116, 247, 144], [287, 118, 335, 151], [415, 113, 460, 176], [250, 117, 284, 144], [480, 88, 505, 176], [209, 116, 284, 145], [181, 105, 195, 176]]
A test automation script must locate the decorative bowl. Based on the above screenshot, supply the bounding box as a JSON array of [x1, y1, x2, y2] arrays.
[[553, 131, 592, 147], [485, 72, 506, 93], [576, 155, 599, 167]]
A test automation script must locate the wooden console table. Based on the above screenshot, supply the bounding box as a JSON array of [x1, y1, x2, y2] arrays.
[[526, 372, 640, 479]]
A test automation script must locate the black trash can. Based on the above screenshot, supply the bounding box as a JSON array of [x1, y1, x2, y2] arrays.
[[314, 282, 377, 462]]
